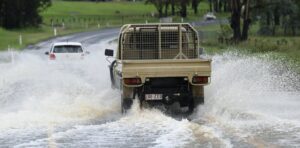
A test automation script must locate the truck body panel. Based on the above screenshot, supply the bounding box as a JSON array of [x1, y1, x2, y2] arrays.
[[121, 59, 211, 85]]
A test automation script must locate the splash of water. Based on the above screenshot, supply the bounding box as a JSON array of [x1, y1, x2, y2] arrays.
[[1, 42, 300, 147], [194, 51, 300, 147], [0, 42, 121, 129]]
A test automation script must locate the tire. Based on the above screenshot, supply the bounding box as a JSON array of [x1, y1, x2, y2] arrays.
[[121, 96, 133, 114]]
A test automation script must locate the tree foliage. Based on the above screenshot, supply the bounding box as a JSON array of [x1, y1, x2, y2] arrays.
[[146, 0, 199, 18], [229, 0, 300, 41], [253, 0, 299, 36], [0, 0, 51, 29]]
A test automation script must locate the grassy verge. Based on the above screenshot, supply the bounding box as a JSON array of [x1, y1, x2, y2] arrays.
[[0, 25, 104, 51], [197, 24, 300, 73]]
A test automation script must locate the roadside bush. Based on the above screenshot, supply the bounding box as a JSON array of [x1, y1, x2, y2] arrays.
[[257, 26, 273, 36]]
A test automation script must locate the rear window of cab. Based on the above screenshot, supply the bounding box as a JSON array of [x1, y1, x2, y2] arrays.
[[53, 45, 83, 53]]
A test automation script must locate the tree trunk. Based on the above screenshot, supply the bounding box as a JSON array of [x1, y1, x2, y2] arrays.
[[224, 0, 227, 12], [155, 1, 164, 18], [158, 8, 163, 18], [227, 0, 232, 11], [214, 0, 219, 12], [209, 0, 213, 12], [231, 12, 241, 41], [230, 0, 242, 42], [164, 1, 169, 17], [274, 7, 280, 26], [171, 0, 175, 15], [241, 0, 250, 41], [180, 1, 187, 18], [241, 19, 251, 40], [266, 12, 270, 26], [219, 0, 223, 12], [192, 0, 199, 14]]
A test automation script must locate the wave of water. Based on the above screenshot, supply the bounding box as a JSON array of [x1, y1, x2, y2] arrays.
[[194, 52, 300, 147], [0, 42, 299, 147], [0, 42, 121, 130]]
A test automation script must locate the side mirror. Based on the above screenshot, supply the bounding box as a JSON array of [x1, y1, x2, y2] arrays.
[[85, 51, 90, 55], [105, 49, 114, 57], [45, 51, 49, 55]]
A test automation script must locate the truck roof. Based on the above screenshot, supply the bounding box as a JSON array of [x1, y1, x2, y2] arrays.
[[53, 42, 82, 46], [120, 23, 195, 33]]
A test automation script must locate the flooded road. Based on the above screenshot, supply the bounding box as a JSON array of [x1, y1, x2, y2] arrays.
[[0, 29, 299, 147]]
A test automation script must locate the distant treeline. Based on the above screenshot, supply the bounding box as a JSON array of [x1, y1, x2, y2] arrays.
[[146, 0, 300, 41], [0, 0, 51, 29], [63, 0, 112, 1]]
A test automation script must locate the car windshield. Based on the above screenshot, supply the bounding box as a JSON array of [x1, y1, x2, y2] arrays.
[[53, 45, 83, 53]]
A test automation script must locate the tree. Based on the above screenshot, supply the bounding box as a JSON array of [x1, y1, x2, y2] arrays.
[[164, 0, 170, 16], [0, 0, 51, 29], [209, 0, 213, 12], [192, 0, 201, 14], [177, 0, 191, 18], [171, 0, 175, 15], [230, 0, 242, 41], [241, 0, 251, 40], [146, 0, 164, 17], [146, 0, 191, 18], [252, 0, 299, 36]]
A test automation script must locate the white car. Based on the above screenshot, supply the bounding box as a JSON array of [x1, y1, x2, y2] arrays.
[[45, 42, 88, 60], [204, 12, 217, 21]]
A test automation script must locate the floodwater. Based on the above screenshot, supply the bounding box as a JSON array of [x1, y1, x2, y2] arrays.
[[0, 30, 299, 147]]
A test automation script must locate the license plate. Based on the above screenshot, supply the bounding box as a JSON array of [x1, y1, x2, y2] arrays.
[[145, 94, 163, 100]]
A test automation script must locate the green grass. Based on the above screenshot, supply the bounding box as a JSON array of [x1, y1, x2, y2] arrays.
[[42, 1, 156, 16], [0, 1, 158, 51], [0, 25, 104, 51], [197, 23, 300, 73], [41, 1, 212, 25], [42, 1, 158, 25], [0, 1, 213, 51]]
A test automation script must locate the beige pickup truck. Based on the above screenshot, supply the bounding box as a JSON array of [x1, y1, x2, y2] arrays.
[[105, 23, 211, 113]]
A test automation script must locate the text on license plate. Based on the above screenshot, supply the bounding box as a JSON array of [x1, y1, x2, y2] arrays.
[[145, 94, 163, 100]]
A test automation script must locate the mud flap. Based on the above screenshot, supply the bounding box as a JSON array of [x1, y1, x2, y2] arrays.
[[121, 96, 133, 113], [188, 96, 204, 114], [194, 96, 204, 106], [109, 60, 117, 88]]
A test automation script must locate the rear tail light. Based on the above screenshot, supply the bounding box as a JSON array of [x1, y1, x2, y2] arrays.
[[49, 53, 56, 60], [192, 76, 209, 84], [124, 78, 142, 85]]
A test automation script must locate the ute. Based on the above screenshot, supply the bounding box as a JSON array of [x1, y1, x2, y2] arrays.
[[105, 23, 211, 113]]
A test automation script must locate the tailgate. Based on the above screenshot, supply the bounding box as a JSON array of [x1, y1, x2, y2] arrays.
[[122, 59, 211, 84]]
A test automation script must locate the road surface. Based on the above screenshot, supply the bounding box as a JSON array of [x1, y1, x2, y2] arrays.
[[0, 28, 300, 147]]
